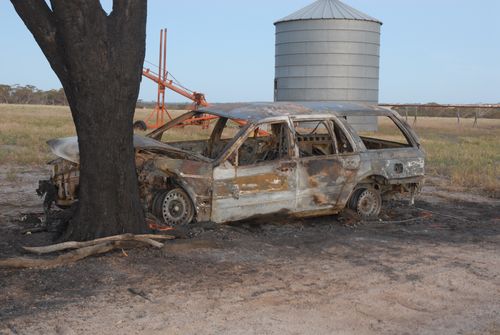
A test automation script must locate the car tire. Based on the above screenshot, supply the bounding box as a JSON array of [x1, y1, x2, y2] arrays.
[[133, 120, 148, 131], [349, 186, 382, 220], [155, 188, 194, 226]]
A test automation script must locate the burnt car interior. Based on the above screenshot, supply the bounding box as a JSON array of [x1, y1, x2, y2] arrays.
[[205, 117, 242, 159], [146, 111, 413, 166], [236, 122, 291, 166], [149, 116, 242, 160], [294, 119, 354, 156], [147, 111, 362, 166], [150, 115, 294, 166], [358, 116, 413, 150], [295, 120, 335, 156]]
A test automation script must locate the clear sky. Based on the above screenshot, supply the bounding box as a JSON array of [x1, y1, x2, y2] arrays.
[[1, 0, 499, 104]]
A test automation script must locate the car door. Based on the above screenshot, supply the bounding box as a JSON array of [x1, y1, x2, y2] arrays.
[[293, 117, 361, 212], [211, 120, 298, 223]]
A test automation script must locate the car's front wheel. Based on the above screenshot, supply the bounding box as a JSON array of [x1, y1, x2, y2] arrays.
[[153, 188, 194, 226]]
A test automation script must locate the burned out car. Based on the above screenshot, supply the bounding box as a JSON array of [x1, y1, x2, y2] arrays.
[[41, 102, 425, 226]]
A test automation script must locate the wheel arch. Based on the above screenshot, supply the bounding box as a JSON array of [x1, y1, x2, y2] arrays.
[[348, 174, 388, 196], [167, 176, 199, 217], [346, 175, 387, 208]]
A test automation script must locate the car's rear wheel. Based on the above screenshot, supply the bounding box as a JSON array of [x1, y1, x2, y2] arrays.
[[348, 186, 382, 219], [153, 188, 194, 226]]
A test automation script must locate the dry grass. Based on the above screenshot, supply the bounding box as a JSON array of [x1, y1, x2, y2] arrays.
[[0, 104, 75, 165], [1, 104, 499, 196], [0, 105, 199, 165], [359, 116, 500, 196], [410, 117, 500, 196]]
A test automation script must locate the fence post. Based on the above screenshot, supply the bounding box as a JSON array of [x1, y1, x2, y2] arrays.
[[473, 110, 478, 128], [457, 110, 461, 126], [413, 108, 417, 125]]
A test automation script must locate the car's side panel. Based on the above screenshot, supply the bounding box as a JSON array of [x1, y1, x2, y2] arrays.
[[337, 114, 425, 183], [357, 150, 425, 182], [211, 161, 298, 223], [296, 155, 360, 211], [153, 157, 214, 222], [211, 119, 298, 223], [291, 117, 362, 213]]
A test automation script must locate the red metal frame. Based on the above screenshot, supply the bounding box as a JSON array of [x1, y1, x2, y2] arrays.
[[143, 29, 210, 129], [142, 29, 260, 134]]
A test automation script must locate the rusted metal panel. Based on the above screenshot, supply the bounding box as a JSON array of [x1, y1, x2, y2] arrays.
[[198, 102, 391, 123], [297, 157, 350, 210], [153, 157, 213, 222], [212, 161, 297, 223]]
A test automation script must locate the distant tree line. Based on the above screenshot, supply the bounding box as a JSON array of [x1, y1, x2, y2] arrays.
[[387, 105, 500, 120], [0, 84, 68, 105], [0, 84, 193, 110]]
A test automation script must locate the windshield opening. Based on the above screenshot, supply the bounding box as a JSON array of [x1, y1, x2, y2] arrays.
[[147, 112, 247, 159]]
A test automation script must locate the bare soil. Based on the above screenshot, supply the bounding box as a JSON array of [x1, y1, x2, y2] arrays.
[[0, 166, 499, 335]]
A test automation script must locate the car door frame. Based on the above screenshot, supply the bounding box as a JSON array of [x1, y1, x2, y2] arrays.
[[211, 117, 299, 223], [291, 115, 362, 213]]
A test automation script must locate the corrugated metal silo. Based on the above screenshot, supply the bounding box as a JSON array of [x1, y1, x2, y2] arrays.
[[274, 0, 382, 130]]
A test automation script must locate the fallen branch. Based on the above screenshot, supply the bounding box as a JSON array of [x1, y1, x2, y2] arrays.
[[361, 217, 426, 225], [0, 234, 175, 269], [22, 233, 174, 255], [0, 242, 118, 269]]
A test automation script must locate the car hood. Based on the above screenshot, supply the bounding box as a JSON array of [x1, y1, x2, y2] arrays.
[[47, 135, 198, 164]]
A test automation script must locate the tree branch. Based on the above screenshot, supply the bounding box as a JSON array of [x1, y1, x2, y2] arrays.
[[109, 0, 147, 53], [111, 0, 147, 20], [0, 242, 118, 269], [50, 0, 108, 26], [10, 0, 69, 84], [108, 0, 147, 90], [47, 0, 112, 91], [0, 234, 173, 269]]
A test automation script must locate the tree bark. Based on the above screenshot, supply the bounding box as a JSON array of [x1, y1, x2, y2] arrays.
[[11, 0, 148, 240]]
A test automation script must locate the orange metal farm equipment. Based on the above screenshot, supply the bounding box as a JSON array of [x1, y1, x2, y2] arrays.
[[142, 29, 214, 129]]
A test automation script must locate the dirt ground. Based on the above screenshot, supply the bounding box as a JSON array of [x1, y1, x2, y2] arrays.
[[0, 166, 499, 335]]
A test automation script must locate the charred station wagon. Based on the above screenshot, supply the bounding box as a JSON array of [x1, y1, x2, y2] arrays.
[[40, 102, 425, 226]]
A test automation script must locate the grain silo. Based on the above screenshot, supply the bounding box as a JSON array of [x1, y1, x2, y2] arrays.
[[274, 0, 382, 130]]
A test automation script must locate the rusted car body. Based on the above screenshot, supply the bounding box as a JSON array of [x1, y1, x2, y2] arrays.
[[40, 102, 425, 225]]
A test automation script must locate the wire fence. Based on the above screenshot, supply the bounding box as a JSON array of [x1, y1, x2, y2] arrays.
[[381, 104, 500, 128]]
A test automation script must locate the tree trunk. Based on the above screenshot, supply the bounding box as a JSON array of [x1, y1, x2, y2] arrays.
[[62, 87, 145, 240], [11, 0, 148, 240]]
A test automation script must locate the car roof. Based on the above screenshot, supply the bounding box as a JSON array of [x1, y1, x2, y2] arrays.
[[198, 102, 392, 123]]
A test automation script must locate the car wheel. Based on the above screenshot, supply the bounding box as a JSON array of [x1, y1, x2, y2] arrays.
[[349, 187, 382, 219], [156, 188, 194, 226], [133, 120, 147, 131]]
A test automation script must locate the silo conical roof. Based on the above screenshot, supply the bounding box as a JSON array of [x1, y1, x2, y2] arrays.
[[275, 0, 381, 24]]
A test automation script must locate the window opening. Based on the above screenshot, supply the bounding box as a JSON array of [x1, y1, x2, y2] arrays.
[[294, 120, 335, 157]]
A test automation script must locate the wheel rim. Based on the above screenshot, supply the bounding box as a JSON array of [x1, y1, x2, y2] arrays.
[[161, 189, 193, 226], [356, 189, 381, 218]]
